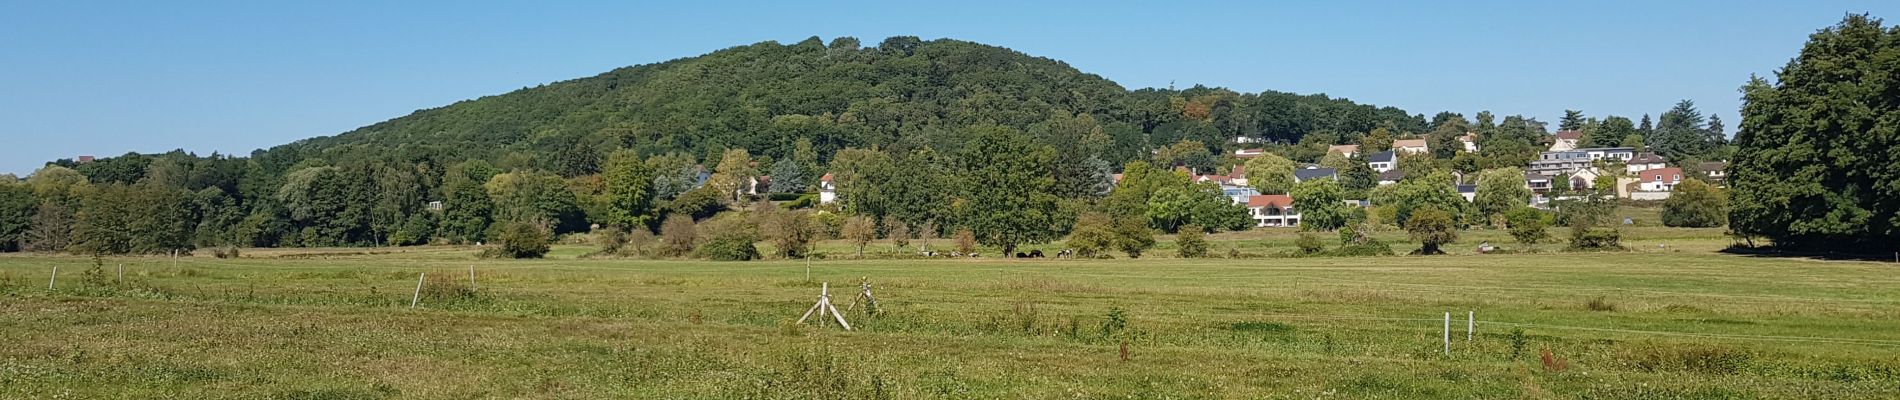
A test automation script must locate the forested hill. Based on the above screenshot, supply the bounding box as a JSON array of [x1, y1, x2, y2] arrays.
[[267, 36, 1423, 175]]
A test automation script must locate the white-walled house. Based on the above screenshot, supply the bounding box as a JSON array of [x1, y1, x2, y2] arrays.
[[818, 173, 837, 204], [1549, 130, 1583, 151], [1393, 139, 1429, 155], [1637, 167, 1684, 192], [1529, 147, 1634, 176], [1248, 194, 1300, 227], [1627, 153, 1668, 174], [1459, 133, 1479, 152], [1327, 144, 1360, 158], [1368, 150, 1397, 173]]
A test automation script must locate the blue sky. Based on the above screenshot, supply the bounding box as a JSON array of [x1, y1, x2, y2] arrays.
[[3, 1, 1894, 175]]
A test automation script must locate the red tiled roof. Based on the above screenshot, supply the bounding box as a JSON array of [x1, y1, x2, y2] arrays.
[[819, 173, 834, 182], [1327, 144, 1359, 154], [1638, 167, 1683, 182], [1247, 194, 1293, 208], [1555, 130, 1583, 140], [1392, 139, 1427, 149]]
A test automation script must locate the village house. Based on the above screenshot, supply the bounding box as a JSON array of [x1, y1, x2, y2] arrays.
[[1377, 169, 1405, 186], [1293, 166, 1338, 182], [1392, 139, 1429, 155], [1456, 184, 1477, 202], [1549, 130, 1583, 151], [1247, 194, 1299, 227], [1528, 147, 1634, 176], [1525, 172, 1554, 193], [1627, 152, 1668, 173], [1367, 150, 1397, 172], [818, 173, 837, 204], [1458, 133, 1479, 152], [1233, 149, 1266, 159], [1326, 144, 1360, 158], [1637, 167, 1685, 192], [1698, 161, 1728, 184]]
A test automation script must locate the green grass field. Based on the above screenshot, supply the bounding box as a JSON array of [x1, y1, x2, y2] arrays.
[[3, 227, 1898, 399]]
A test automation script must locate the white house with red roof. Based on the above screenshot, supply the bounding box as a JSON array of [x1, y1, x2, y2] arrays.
[[1636, 167, 1684, 192], [1327, 144, 1360, 158], [1247, 194, 1300, 227], [818, 173, 837, 204]]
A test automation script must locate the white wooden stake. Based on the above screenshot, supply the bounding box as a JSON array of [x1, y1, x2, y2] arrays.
[[117, 264, 124, 281], [1466, 311, 1474, 341], [48, 266, 58, 290], [468, 265, 477, 289], [1442, 312, 1450, 355], [410, 273, 425, 308]]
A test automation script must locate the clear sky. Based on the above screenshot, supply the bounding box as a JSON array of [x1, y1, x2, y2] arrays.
[[3, 1, 1894, 175]]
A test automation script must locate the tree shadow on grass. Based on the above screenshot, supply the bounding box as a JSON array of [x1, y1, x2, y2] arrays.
[[1720, 245, 1900, 263]]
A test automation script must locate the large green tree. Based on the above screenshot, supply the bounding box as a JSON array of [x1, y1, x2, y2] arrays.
[[956, 126, 1060, 255], [1731, 15, 1900, 251], [601, 150, 656, 229], [1473, 167, 1531, 225]]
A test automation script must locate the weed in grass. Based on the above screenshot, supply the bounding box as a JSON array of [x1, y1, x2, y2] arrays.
[[1012, 301, 1039, 334], [1508, 328, 1527, 360], [1100, 307, 1128, 339], [1539, 347, 1568, 372], [1620, 343, 1753, 374], [1585, 296, 1617, 312]]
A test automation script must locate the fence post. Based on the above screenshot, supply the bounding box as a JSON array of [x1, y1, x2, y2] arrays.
[[48, 266, 58, 290], [1443, 312, 1450, 355], [1467, 311, 1474, 341], [468, 265, 477, 290], [411, 273, 425, 308]]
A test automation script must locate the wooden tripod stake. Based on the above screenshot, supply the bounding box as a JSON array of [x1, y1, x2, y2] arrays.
[[845, 277, 878, 314], [796, 282, 851, 330]]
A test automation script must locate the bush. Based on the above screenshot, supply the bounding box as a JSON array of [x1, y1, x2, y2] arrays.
[[1113, 219, 1154, 259], [1568, 226, 1624, 251], [694, 213, 759, 261], [953, 229, 977, 254], [212, 246, 241, 259], [1505, 207, 1550, 246], [657, 214, 698, 257], [767, 192, 805, 202], [1330, 240, 1394, 256], [1295, 233, 1326, 254], [1662, 179, 1727, 227], [1175, 225, 1208, 258], [1066, 212, 1117, 257], [486, 221, 551, 259]]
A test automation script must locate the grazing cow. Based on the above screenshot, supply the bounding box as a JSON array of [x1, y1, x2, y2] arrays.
[[1029, 250, 1045, 258], [1014, 252, 1028, 258]]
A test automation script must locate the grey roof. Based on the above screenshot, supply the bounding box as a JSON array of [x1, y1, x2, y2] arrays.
[[1456, 184, 1477, 194], [1631, 152, 1668, 164], [1378, 169, 1405, 181], [1293, 167, 1338, 181], [1368, 150, 1396, 163]]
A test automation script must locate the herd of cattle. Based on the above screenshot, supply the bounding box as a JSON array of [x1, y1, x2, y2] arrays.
[[917, 249, 1077, 259]]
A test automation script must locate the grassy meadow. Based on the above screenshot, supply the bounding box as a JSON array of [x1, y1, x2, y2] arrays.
[[2, 224, 1898, 399]]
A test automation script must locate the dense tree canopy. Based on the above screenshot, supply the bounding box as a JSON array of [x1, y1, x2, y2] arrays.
[[1730, 15, 1900, 252]]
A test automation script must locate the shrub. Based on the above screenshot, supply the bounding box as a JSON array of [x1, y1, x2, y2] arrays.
[[1330, 240, 1394, 256], [1505, 207, 1550, 246], [1585, 296, 1617, 312], [1662, 179, 1727, 227], [761, 209, 818, 259], [212, 246, 241, 259], [694, 213, 758, 261], [1568, 226, 1624, 251], [486, 221, 550, 259], [1295, 233, 1326, 254], [1113, 217, 1154, 258], [594, 228, 629, 256], [1066, 212, 1117, 258], [657, 214, 697, 257], [953, 229, 977, 254], [1175, 224, 1207, 258]]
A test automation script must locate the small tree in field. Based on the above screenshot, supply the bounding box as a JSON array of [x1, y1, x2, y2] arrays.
[[1505, 207, 1549, 248], [1405, 207, 1458, 255], [1175, 224, 1208, 258], [1066, 212, 1117, 257], [886, 218, 910, 253], [953, 229, 977, 254], [1114, 217, 1155, 258], [841, 216, 876, 257]]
